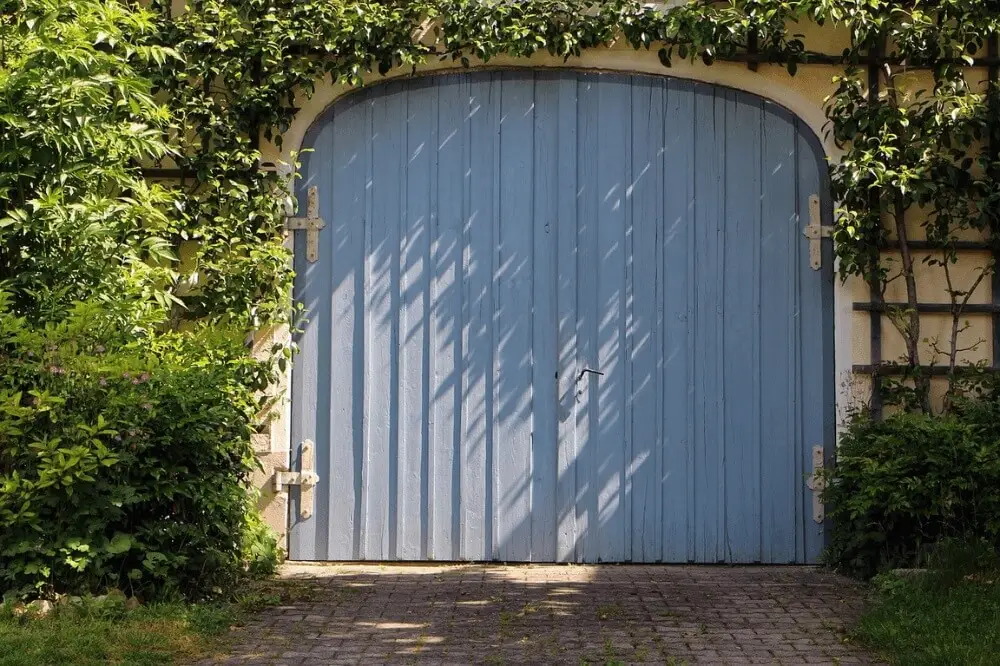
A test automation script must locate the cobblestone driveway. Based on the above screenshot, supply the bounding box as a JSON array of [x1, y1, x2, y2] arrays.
[[210, 564, 876, 665]]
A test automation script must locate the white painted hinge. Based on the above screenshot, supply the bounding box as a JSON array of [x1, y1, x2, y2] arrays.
[[805, 445, 826, 524], [286, 186, 325, 263], [803, 194, 833, 270], [273, 439, 318, 520]]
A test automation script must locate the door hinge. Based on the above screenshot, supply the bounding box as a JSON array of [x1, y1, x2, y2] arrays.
[[286, 186, 325, 263], [805, 445, 826, 524], [803, 194, 832, 271], [274, 439, 318, 520]]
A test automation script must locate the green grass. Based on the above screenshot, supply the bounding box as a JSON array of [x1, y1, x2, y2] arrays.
[[0, 579, 319, 666], [0, 601, 236, 666], [853, 560, 1000, 665]]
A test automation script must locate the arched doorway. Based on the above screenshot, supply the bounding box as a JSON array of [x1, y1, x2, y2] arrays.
[[288, 70, 835, 563]]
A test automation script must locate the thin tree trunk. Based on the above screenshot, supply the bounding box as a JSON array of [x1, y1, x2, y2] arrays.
[[893, 195, 930, 412], [942, 254, 991, 411], [883, 60, 930, 413]]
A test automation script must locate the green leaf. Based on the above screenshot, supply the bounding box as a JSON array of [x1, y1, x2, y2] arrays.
[[106, 533, 133, 555]]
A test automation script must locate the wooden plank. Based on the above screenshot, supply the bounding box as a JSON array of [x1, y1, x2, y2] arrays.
[[398, 80, 434, 560], [555, 74, 580, 562], [628, 75, 666, 562], [494, 72, 535, 562], [325, 94, 368, 560], [488, 73, 502, 560], [459, 73, 494, 560], [425, 77, 461, 561], [594, 74, 629, 563], [759, 102, 799, 564], [530, 72, 560, 562], [722, 90, 762, 563], [286, 123, 332, 560], [692, 83, 725, 563], [661, 77, 696, 563], [790, 121, 806, 564], [361, 84, 403, 559], [797, 126, 833, 563], [575, 74, 600, 562]]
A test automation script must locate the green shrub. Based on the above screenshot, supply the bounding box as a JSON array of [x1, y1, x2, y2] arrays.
[[0, 0, 178, 324], [0, 297, 277, 600], [0, 0, 282, 603], [822, 406, 1000, 578]]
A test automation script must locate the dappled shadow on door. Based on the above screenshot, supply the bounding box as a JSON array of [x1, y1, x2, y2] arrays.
[[288, 69, 833, 564]]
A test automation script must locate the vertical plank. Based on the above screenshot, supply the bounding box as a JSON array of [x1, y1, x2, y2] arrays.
[[495, 72, 535, 561], [621, 77, 635, 561], [575, 74, 600, 562], [398, 81, 434, 560], [661, 78, 696, 563], [796, 127, 830, 563], [328, 98, 370, 560], [530, 72, 559, 561], [489, 73, 502, 560], [791, 129, 805, 565], [759, 104, 798, 563], [461, 73, 495, 560], [692, 83, 725, 563], [594, 74, 629, 563], [555, 74, 580, 562], [628, 77, 665, 562], [424, 78, 462, 561], [362, 85, 404, 559], [287, 121, 333, 560], [722, 91, 762, 562]]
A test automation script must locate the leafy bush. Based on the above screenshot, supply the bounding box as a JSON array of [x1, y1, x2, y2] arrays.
[[0, 2, 280, 601], [0, 297, 278, 600], [822, 399, 1000, 578], [0, 0, 179, 324]]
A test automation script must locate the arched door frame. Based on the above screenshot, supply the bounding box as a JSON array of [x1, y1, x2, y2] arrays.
[[270, 53, 854, 548]]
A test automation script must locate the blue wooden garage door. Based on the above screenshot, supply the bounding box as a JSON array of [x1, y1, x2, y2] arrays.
[[288, 70, 834, 563]]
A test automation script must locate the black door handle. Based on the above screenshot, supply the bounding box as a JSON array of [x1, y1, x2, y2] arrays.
[[576, 368, 604, 382]]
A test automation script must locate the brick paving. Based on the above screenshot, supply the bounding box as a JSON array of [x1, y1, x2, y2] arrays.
[[204, 564, 877, 665]]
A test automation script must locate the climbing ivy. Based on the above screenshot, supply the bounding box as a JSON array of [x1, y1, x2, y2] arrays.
[[138, 0, 1000, 414]]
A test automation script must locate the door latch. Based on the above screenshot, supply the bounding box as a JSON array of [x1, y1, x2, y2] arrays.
[[274, 439, 319, 520]]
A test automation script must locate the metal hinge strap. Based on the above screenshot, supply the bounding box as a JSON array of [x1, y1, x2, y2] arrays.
[[803, 194, 833, 270], [805, 445, 826, 523], [273, 439, 318, 520], [286, 186, 325, 263]]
